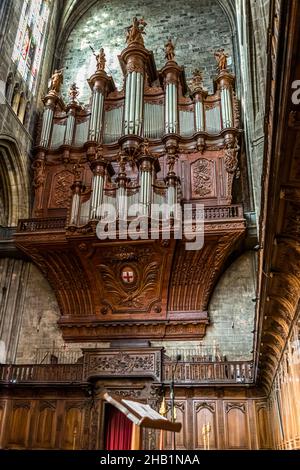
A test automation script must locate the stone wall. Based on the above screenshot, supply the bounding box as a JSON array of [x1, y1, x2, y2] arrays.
[[2, 252, 256, 364], [61, 0, 234, 102], [0, 0, 61, 226], [235, 0, 271, 218], [154, 252, 256, 361]]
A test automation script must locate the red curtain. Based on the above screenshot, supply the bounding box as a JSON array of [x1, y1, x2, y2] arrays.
[[105, 405, 133, 450]]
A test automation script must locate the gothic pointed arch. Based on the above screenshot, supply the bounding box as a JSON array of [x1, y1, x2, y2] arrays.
[[0, 135, 30, 226]]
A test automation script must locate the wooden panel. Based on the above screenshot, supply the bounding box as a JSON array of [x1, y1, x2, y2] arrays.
[[193, 401, 217, 449], [33, 401, 57, 449], [256, 403, 270, 449], [7, 402, 31, 448], [164, 400, 187, 450], [61, 403, 84, 450], [224, 402, 250, 449]]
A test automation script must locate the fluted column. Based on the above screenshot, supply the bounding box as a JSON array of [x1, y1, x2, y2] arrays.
[[115, 157, 129, 220], [40, 92, 63, 147], [123, 58, 145, 136], [70, 180, 85, 225], [215, 71, 235, 129], [40, 72, 65, 148], [89, 160, 107, 220], [161, 60, 183, 135], [138, 158, 152, 216], [87, 55, 115, 143]]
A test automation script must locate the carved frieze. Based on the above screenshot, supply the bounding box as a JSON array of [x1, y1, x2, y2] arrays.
[[83, 349, 162, 382]]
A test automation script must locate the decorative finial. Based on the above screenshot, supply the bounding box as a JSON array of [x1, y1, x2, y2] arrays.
[[95, 144, 104, 160], [117, 152, 127, 175], [214, 48, 229, 72], [68, 82, 79, 101], [49, 69, 64, 94], [72, 163, 83, 180], [125, 17, 147, 46], [165, 37, 175, 62], [190, 69, 204, 92]]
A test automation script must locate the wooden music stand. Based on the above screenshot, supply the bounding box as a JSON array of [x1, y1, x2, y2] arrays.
[[103, 392, 182, 450]]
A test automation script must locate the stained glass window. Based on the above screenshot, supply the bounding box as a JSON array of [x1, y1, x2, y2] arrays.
[[12, 0, 50, 93]]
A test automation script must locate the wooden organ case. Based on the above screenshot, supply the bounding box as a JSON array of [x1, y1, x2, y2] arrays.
[[15, 20, 245, 342]]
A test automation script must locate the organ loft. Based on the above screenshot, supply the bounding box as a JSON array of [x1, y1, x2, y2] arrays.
[[0, 0, 299, 452], [17, 18, 244, 342]]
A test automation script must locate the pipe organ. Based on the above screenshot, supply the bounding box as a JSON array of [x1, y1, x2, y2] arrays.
[[16, 18, 245, 343]]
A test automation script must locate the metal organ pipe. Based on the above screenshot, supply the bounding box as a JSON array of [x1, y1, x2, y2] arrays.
[[89, 163, 106, 219], [40, 106, 54, 147], [220, 85, 233, 129], [195, 101, 205, 132], [64, 110, 75, 145], [89, 87, 105, 141]]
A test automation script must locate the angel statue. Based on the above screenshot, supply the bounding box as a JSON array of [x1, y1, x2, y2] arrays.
[[126, 17, 147, 45], [165, 37, 175, 61], [90, 46, 106, 72], [214, 49, 229, 72], [49, 69, 63, 93]]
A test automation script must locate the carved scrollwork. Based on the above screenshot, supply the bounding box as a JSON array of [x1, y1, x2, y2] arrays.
[[224, 141, 239, 174], [225, 402, 246, 413], [191, 158, 214, 198], [195, 401, 216, 413], [99, 261, 159, 307]]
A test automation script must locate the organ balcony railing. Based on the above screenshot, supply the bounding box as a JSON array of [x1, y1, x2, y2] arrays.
[[0, 359, 253, 385], [17, 204, 244, 233]]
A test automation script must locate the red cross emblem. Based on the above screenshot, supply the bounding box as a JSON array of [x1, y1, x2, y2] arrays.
[[121, 267, 135, 284]]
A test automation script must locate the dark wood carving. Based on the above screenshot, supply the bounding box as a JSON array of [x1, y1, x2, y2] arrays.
[[83, 348, 162, 382]]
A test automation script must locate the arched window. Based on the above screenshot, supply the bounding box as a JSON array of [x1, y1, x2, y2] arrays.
[[17, 92, 27, 123], [11, 84, 21, 114], [12, 0, 50, 94], [5, 72, 13, 101]]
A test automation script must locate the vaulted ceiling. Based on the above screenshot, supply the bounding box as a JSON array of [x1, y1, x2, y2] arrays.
[[255, 0, 300, 391]]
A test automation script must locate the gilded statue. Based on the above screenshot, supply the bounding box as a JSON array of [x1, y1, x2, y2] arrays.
[[214, 49, 229, 72], [165, 37, 175, 61], [49, 69, 63, 93], [126, 17, 147, 45], [96, 47, 106, 71], [90, 45, 106, 72]]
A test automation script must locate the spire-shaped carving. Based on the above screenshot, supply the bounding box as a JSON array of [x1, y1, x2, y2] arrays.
[[68, 82, 79, 102], [190, 69, 204, 92]]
